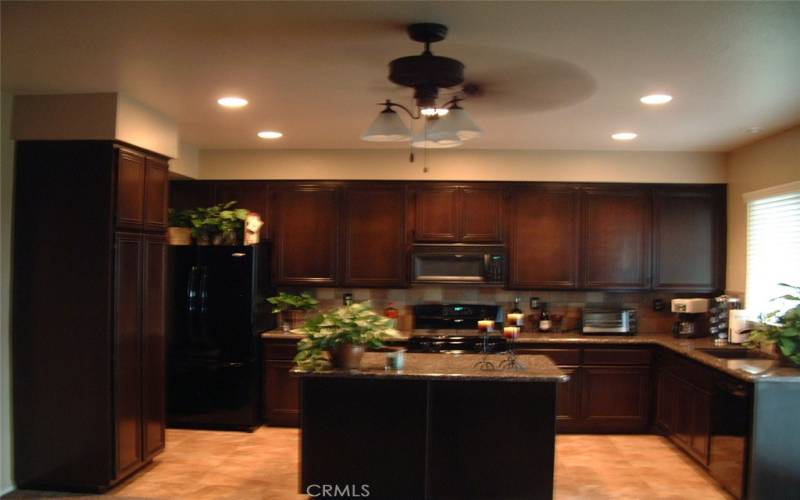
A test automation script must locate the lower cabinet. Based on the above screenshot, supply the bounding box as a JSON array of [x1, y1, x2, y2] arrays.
[[655, 357, 713, 466], [263, 340, 301, 426], [517, 346, 652, 433]]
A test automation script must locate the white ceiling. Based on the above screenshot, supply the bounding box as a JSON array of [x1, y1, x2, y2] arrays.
[[2, 1, 800, 152]]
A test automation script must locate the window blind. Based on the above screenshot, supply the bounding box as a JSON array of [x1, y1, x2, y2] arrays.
[[746, 190, 800, 316]]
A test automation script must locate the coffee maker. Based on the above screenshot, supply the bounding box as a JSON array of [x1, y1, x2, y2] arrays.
[[671, 298, 709, 338]]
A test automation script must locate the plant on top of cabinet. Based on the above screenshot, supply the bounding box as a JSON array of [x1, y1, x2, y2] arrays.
[[189, 201, 249, 245], [294, 301, 400, 371], [268, 292, 320, 332], [747, 283, 800, 366], [167, 208, 193, 245]]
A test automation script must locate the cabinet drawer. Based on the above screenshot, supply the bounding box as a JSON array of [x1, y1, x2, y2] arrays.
[[263, 342, 299, 361], [517, 348, 580, 365], [583, 348, 652, 365]]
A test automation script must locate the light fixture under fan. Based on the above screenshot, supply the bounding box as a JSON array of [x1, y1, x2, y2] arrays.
[[361, 23, 482, 148]]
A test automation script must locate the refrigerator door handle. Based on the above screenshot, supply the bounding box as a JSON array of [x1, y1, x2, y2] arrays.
[[226, 362, 244, 368], [199, 265, 209, 314], [187, 265, 199, 312]]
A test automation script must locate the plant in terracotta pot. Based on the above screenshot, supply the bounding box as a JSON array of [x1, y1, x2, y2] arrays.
[[267, 292, 319, 332], [295, 301, 400, 371], [167, 208, 193, 245], [747, 283, 800, 366]]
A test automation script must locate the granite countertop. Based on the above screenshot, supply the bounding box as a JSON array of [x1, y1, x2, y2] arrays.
[[263, 329, 800, 383], [292, 352, 569, 382]]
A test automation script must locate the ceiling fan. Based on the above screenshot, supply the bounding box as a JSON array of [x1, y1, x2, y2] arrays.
[[361, 22, 482, 149]]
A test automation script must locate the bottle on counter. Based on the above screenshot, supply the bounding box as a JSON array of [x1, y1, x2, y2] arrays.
[[508, 297, 525, 327], [529, 296, 541, 332], [538, 303, 552, 332]]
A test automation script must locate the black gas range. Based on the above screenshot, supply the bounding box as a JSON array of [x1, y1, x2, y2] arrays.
[[407, 304, 507, 354]]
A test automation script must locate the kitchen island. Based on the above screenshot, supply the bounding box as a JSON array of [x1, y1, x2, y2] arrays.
[[296, 353, 568, 499]]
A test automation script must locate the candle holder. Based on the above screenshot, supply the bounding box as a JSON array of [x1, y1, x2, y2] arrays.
[[499, 326, 526, 370], [473, 320, 496, 371]]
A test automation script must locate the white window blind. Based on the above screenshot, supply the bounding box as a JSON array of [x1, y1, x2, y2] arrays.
[[746, 187, 800, 317]]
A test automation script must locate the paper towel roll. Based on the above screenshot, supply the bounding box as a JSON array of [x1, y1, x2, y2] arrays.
[[729, 310, 755, 344]]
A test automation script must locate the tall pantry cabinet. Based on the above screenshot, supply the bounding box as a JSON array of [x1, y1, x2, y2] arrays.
[[12, 141, 169, 491]]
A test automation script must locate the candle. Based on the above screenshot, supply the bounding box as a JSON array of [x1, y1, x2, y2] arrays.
[[503, 326, 520, 339], [508, 312, 524, 327], [478, 320, 494, 333]]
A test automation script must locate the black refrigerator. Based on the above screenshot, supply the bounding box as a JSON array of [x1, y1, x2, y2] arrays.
[[167, 243, 275, 431]]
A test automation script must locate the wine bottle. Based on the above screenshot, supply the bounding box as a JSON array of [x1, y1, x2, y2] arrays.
[[538, 303, 552, 332]]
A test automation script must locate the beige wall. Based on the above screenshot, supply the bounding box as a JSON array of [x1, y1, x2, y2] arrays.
[[170, 142, 200, 179], [1, 92, 15, 493], [12, 93, 179, 158], [199, 149, 726, 183], [726, 125, 800, 297]]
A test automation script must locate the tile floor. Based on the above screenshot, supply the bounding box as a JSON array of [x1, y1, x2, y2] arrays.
[[7, 427, 733, 499]]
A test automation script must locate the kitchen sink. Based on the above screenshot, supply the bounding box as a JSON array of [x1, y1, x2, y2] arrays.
[[696, 347, 773, 360]]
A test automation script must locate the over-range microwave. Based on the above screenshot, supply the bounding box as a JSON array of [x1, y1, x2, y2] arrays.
[[410, 245, 506, 284]]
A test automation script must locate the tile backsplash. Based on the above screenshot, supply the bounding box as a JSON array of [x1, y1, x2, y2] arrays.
[[278, 286, 697, 334]]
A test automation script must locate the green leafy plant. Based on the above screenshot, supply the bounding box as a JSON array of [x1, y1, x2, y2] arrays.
[[168, 208, 193, 228], [294, 301, 400, 370], [746, 283, 800, 365], [267, 292, 319, 313], [189, 201, 249, 239]]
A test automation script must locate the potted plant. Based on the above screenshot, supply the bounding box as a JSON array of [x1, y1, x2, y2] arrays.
[[294, 301, 400, 371], [189, 201, 249, 245], [167, 208, 194, 245], [267, 292, 319, 332], [747, 283, 800, 366]]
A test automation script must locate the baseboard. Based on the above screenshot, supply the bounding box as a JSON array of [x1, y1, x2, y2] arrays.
[[0, 484, 16, 496]]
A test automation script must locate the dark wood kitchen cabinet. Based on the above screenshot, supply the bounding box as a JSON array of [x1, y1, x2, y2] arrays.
[[263, 339, 301, 427], [169, 180, 215, 211], [509, 186, 580, 289], [412, 183, 505, 243], [272, 183, 340, 286], [652, 186, 725, 292], [341, 184, 406, 287], [582, 187, 652, 290], [581, 365, 651, 432], [12, 141, 169, 492]]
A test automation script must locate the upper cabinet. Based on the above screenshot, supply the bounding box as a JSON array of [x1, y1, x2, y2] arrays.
[[582, 187, 652, 290], [341, 184, 406, 287], [412, 184, 505, 243], [272, 184, 340, 286], [508, 185, 580, 289], [116, 147, 169, 232], [652, 186, 725, 292]]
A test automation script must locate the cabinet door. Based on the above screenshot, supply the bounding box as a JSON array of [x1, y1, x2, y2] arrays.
[[460, 186, 505, 242], [142, 235, 166, 460], [509, 186, 580, 289], [653, 187, 725, 292], [581, 366, 651, 432], [656, 370, 677, 434], [116, 149, 145, 229], [143, 156, 169, 232], [169, 181, 215, 211], [582, 187, 651, 289], [674, 379, 694, 446], [414, 185, 459, 242], [264, 360, 300, 427], [114, 232, 143, 477], [690, 388, 711, 465], [342, 184, 406, 287], [273, 184, 339, 286], [556, 366, 581, 427], [214, 181, 270, 239]]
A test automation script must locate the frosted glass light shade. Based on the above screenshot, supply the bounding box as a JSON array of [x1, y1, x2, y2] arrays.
[[429, 107, 483, 141], [411, 127, 463, 149], [361, 109, 412, 142]]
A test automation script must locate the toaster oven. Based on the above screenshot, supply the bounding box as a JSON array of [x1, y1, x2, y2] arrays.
[[582, 308, 637, 335]]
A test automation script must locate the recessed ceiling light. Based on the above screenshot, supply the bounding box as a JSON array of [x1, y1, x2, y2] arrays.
[[611, 132, 638, 141], [257, 130, 283, 139], [217, 96, 248, 108], [747, 126, 763, 134], [640, 94, 673, 105]]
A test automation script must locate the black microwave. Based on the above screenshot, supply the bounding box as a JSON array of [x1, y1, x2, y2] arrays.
[[410, 245, 506, 284]]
